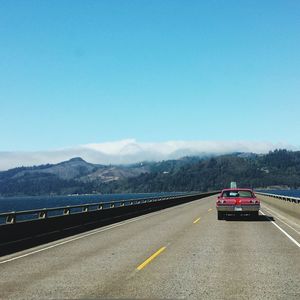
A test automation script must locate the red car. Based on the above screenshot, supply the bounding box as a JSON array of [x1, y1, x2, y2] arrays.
[[216, 188, 260, 220]]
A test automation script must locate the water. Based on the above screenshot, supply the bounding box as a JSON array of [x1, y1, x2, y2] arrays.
[[256, 189, 300, 198], [0, 192, 180, 214]]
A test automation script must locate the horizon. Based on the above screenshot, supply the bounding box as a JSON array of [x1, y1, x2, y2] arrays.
[[1, 1, 299, 167]]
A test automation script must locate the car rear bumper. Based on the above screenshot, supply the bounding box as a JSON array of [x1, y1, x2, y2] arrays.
[[216, 205, 260, 212]]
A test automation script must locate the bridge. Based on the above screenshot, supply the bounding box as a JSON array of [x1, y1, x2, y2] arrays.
[[0, 192, 299, 299]]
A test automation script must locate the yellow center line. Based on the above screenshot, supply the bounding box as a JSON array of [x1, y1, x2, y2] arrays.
[[208, 208, 213, 212], [193, 217, 201, 224], [136, 246, 166, 271]]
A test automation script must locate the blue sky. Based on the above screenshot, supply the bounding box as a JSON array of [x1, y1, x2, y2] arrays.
[[1, 0, 299, 152]]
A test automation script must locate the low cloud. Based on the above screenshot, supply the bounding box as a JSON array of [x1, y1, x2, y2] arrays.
[[0, 139, 297, 171]]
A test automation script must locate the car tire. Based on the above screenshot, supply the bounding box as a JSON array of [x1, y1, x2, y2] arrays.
[[217, 211, 223, 220]]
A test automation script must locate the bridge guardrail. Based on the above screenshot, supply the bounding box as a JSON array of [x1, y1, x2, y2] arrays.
[[0, 191, 220, 251], [255, 192, 300, 204], [0, 193, 192, 225]]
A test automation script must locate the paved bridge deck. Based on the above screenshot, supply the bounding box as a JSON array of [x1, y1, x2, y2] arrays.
[[1, 194, 299, 299]]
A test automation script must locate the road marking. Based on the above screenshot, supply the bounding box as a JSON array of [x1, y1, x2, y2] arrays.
[[208, 208, 212, 212], [261, 206, 300, 235], [193, 217, 200, 224], [0, 197, 207, 265], [260, 210, 300, 249], [137, 246, 166, 270]]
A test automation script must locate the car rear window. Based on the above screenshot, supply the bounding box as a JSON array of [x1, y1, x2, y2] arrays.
[[222, 190, 254, 198]]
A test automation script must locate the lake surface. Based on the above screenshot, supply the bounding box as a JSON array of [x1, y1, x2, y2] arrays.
[[0, 192, 181, 214]]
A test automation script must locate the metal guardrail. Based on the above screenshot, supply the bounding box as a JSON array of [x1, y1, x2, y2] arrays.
[[255, 191, 300, 204], [0, 193, 196, 225]]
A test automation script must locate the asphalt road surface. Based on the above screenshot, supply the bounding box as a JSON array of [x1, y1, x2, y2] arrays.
[[1, 194, 299, 299]]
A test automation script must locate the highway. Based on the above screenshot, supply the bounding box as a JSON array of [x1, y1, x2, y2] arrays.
[[1, 194, 299, 299]]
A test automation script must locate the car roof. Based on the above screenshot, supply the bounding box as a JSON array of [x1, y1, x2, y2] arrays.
[[221, 188, 253, 192]]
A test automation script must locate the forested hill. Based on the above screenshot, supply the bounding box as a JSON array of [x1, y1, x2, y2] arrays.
[[0, 150, 300, 196], [98, 149, 300, 193]]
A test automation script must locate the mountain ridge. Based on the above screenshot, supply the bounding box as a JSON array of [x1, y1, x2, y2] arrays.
[[0, 149, 299, 196]]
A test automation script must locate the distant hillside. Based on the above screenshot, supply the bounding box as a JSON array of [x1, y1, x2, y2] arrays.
[[97, 149, 300, 193], [0, 149, 300, 196], [0, 157, 151, 196]]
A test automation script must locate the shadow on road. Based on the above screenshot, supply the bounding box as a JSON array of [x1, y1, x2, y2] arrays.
[[0, 209, 152, 257], [224, 214, 274, 222]]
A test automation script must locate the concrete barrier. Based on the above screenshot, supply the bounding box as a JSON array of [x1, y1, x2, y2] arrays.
[[255, 192, 300, 220]]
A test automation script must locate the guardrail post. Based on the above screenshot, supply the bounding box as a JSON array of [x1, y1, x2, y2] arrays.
[[63, 207, 70, 215], [38, 210, 47, 219], [6, 213, 16, 224]]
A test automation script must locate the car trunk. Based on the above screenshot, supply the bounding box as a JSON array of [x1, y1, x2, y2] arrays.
[[221, 197, 256, 205]]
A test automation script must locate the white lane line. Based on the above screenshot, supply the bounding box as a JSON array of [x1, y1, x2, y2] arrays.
[[261, 206, 300, 235], [0, 197, 210, 265], [260, 210, 300, 249]]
